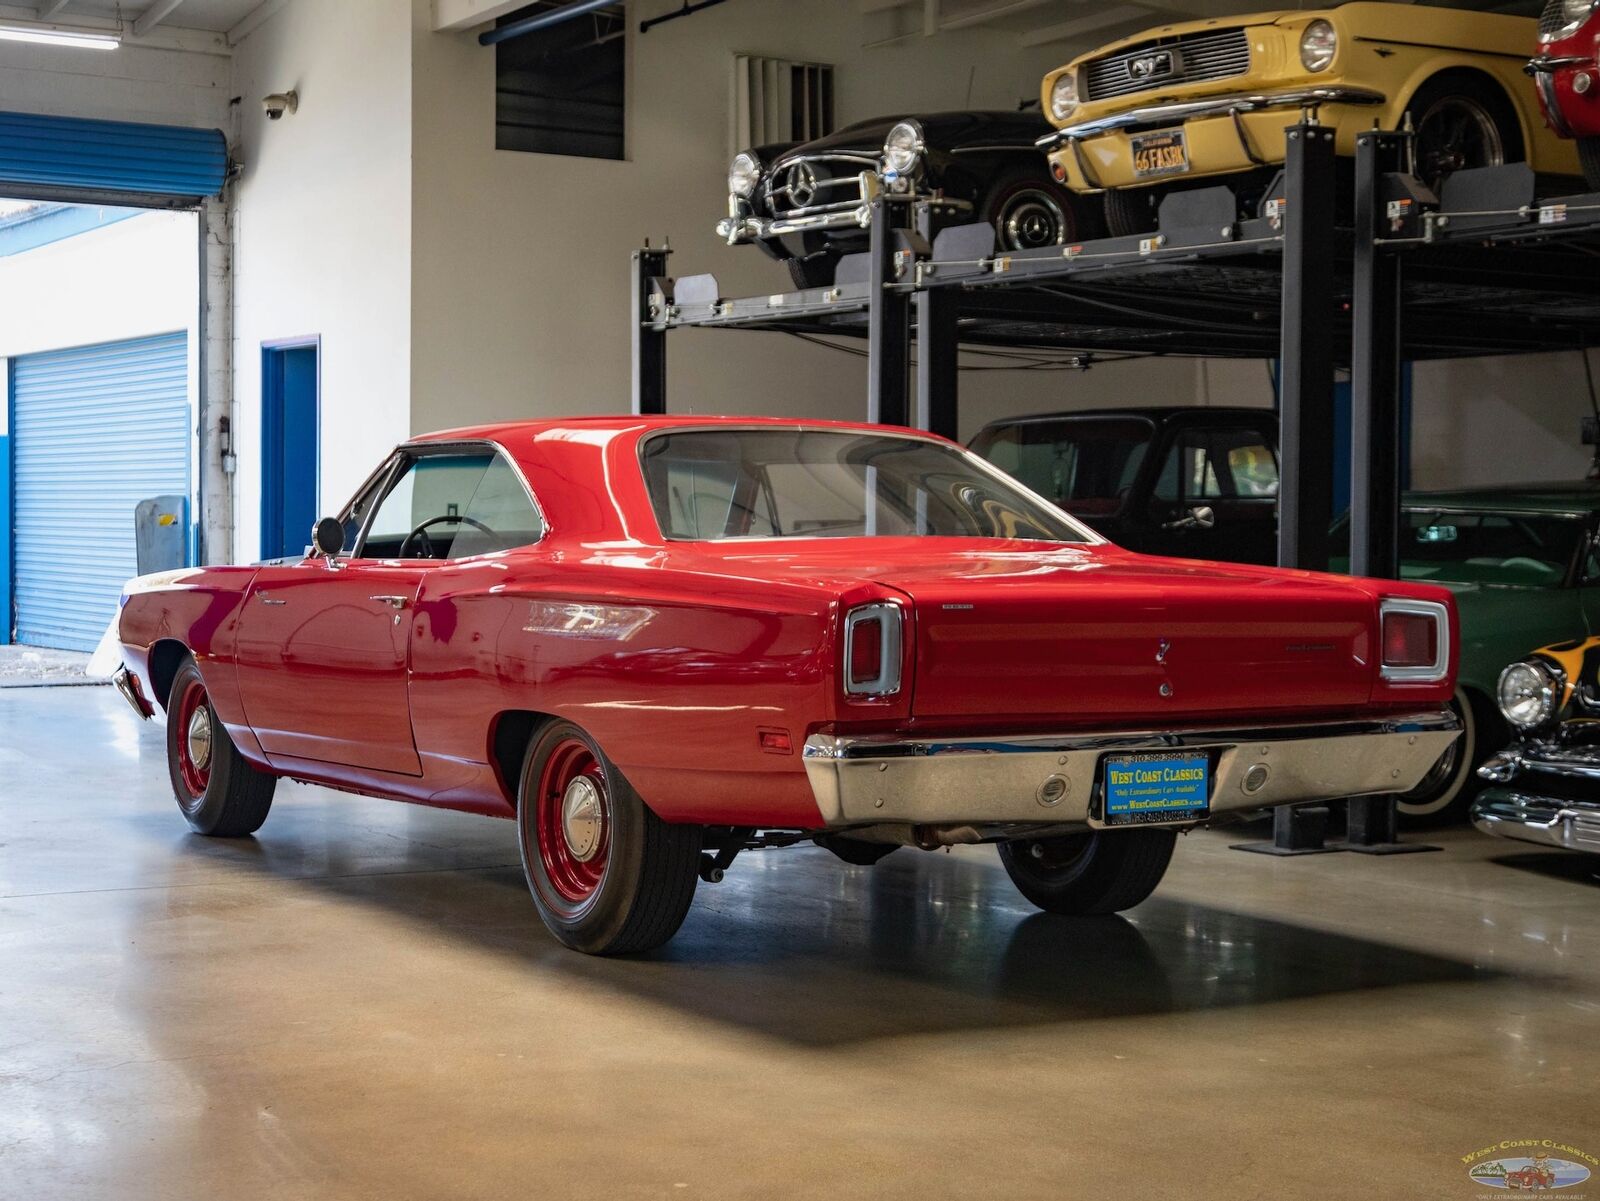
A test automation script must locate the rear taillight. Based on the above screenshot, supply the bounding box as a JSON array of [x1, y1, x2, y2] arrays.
[[1379, 599, 1448, 682], [843, 603, 902, 697]]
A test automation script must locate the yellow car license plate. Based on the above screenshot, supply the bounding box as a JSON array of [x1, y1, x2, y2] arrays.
[[1131, 128, 1190, 180]]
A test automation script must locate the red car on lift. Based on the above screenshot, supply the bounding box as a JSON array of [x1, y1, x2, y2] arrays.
[[1530, 0, 1600, 187], [107, 417, 1461, 955]]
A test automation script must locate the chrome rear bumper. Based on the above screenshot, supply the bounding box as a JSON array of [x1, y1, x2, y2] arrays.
[[802, 709, 1460, 828], [112, 665, 153, 721], [1472, 792, 1600, 854], [1037, 86, 1386, 147]]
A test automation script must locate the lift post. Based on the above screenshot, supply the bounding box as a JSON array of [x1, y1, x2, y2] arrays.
[[1239, 118, 1346, 856], [915, 201, 960, 438], [868, 195, 914, 427], [632, 243, 670, 415], [1276, 118, 1339, 574], [1337, 130, 1439, 856]]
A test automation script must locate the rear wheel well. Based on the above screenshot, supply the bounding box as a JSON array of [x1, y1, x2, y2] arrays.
[[490, 710, 557, 808], [147, 640, 190, 710]]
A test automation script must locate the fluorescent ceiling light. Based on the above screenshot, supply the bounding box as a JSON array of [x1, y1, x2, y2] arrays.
[[0, 25, 120, 50]]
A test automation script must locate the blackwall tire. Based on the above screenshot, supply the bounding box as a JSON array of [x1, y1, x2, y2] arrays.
[[998, 828, 1176, 915], [786, 252, 839, 290], [516, 720, 701, 955], [165, 657, 276, 837], [1103, 187, 1160, 238], [1395, 690, 1486, 829]]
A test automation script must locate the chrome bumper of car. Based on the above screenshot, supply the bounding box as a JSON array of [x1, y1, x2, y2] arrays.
[[112, 665, 154, 721], [802, 709, 1460, 828], [1472, 792, 1600, 854], [1037, 86, 1387, 147], [717, 204, 873, 244]]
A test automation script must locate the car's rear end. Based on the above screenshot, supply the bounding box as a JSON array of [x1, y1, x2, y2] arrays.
[[802, 546, 1461, 839]]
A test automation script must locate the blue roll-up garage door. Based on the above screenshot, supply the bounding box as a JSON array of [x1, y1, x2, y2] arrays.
[[12, 333, 190, 651], [0, 111, 227, 207]]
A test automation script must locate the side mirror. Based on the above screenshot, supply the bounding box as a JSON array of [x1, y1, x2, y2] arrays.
[[312, 517, 345, 563]]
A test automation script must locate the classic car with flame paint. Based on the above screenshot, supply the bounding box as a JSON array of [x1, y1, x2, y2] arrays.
[[1475, 635, 1600, 854], [1528, 0, 1600, 188], [719, 111, 1099, 288], [107, 417, 1461, 955], [1038, 2, 1582, 236]]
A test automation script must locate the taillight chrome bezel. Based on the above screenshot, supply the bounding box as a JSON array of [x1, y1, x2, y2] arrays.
[[1378, 598, 1450, 683], [843, 602, 903, 698]]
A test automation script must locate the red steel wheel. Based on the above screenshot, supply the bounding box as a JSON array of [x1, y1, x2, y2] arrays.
[[172, 675, 214, 803], [516, 720, 702, 954], [533, 736, 611, 908]]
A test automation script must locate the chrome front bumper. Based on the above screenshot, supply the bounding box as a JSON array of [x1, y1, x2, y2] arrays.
[[1472, 743, 1600, 853], [1037, 86, 1386, 147], [1473, 793, 1600, 854], [717, 204, 873, 244], [803, 709, 1460, 829]]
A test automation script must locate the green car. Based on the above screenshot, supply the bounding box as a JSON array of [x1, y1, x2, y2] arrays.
[[1333, 482, 1600, 824]]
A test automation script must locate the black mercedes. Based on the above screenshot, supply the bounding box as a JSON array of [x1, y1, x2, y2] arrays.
[[718, 111, 1100, 289]]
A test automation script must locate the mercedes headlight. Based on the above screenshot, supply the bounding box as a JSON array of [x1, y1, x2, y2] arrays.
[[1050, 73, 1079, 122], [728, 151, 762, 200], [1498, 660, 1561, 729], [882, 120, 925, 176], [1300, 19, 1338, 72]]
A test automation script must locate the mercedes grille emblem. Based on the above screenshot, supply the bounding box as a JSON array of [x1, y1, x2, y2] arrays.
[[784, 162, 819, 208]]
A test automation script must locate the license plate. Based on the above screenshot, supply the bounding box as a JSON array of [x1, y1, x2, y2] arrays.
[[1101, 752, 1211, 826], [1131, 128, 1190, 180]]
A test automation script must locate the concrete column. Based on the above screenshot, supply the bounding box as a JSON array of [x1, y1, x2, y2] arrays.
[[199, 195, 233, 565]]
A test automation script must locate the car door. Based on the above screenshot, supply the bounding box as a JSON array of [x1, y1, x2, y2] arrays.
[[1145, 419, 1279, 564], [234, 446, 499, 775]]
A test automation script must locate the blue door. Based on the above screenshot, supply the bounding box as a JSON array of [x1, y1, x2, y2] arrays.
[[260, 342, 319, 560], [10, 333, 191, 650]]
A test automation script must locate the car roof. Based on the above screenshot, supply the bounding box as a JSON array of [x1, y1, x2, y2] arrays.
[[407, 414, 957, 446], [1402, 481, 1600, 515]]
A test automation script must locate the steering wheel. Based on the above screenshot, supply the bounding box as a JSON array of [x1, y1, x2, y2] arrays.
[[398, 514, 496, 559]]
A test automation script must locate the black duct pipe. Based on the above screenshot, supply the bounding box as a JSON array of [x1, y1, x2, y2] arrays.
[[640, 0, 728, 33], [478, 0, 618, 46]]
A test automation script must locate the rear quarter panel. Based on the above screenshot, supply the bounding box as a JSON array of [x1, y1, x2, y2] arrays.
[[406, 554, 838, 827]]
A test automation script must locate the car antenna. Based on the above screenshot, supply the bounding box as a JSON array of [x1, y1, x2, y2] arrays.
[[1584, 349, 1600, 482]]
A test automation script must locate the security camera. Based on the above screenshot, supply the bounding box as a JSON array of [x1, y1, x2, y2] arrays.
[[262, 91, 298, 120]]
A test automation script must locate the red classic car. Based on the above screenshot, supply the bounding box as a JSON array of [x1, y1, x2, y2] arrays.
[[108, 417, 1462, 955], [1530, 0, 1600, 187]]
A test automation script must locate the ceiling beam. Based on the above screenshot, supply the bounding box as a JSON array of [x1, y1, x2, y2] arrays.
[[131, 0, 184, 38], [937, 0, 1052, 31], [226, 0, 285, 45], [1019, 4, 1150, 46], [432, 0, 531, 32]]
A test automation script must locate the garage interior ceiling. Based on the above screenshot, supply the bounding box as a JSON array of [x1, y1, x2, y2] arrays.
[[2, 0, 279, 45]]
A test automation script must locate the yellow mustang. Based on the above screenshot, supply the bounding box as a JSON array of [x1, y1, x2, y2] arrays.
[[1039, 2, 1582, 235]]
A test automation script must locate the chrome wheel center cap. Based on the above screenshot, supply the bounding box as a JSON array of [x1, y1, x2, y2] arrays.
[[561, 776, 605, 862], [186, 706, 213, 772]]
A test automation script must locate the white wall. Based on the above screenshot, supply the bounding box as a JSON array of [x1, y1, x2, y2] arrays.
[[229, 0, 415, 561]]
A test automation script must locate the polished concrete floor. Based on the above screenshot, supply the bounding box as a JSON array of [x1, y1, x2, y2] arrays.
[[3, 686, 1598, 1200]]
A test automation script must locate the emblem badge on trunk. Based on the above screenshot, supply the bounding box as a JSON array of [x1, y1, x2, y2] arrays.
[[1156, 638, 1171, 664]]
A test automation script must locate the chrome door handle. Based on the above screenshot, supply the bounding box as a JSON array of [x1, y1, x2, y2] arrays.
[[258, 594, 287, 606], [369, 595, 410, 610]]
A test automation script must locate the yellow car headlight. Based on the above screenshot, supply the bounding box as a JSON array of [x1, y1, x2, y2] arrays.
[[1300, 19, 1337, 72], [1050, 74, 1079, 122]]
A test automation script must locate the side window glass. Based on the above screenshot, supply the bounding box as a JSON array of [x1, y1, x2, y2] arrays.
[[449, 455, 546, 558], [360, 453, 494, 559]]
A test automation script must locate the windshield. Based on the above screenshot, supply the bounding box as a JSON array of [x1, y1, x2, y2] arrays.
[[969, 417, 1152, 517], [640, 429, 1091, 542], [1330, 509, 1589, 588]]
